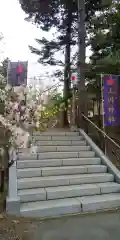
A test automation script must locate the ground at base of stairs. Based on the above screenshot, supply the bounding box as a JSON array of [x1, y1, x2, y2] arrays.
[[0, 211, 120, 240]]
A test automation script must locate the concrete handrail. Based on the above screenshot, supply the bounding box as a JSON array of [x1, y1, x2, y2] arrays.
[[8, 147, 18, 198], [6, 147, 20, 215]]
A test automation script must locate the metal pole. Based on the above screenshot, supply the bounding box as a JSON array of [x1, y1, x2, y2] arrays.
[[100, 74, 107, 154], [101, 74, 105, 133], [71, 86, 77, 131], [72, 87, 75, 126], [7, 59, 10, 85], [77, 0, 86, 128]]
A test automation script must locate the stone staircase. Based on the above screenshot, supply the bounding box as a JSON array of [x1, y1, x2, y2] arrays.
[[7, 129, 120, 218]]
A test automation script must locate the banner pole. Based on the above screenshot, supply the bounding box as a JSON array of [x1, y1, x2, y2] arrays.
[[101, 73, 106, 154], [7, 59, 10, 85]]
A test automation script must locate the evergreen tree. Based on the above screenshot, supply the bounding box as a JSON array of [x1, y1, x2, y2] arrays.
[[85, 1, 120, 125], [19, 0, 112, 125], [89, 1, 120, 76]]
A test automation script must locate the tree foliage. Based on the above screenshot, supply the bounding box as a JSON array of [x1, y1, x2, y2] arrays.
[[0, 58, 9, 78], [89, 1, 120, 75], [20, 0, 112, 75], [20, 0, 116, 126]]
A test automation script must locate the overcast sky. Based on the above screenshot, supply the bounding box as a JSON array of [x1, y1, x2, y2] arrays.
[[0, 0, 91, 87], [0, 0, 60, 87]]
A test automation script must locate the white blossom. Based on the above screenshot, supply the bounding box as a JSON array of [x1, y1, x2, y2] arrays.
[[5, 84, 12, 91], [0, 78, 49, 149]]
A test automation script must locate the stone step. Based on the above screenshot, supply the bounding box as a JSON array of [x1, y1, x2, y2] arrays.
[[17, 157, 101, 169], [17, 173, 114, 190], [17, 151, 96, 160], [17, 165, 107, 178], [17, 153, 38, 160], [77, 193, 120, 212], [19, 188, 46, 202], [35, 140, 86, 146], [20, 197, 81, 218], [33, 131, 79, 136], [20, 193, 120, 218], [37, 146, 91, 153], [47, 182, 120, 200], [18, 182, 120, 202], [18, 142, 87, 153], [38, 151, 95, 160], [33, 135, 83, 141]]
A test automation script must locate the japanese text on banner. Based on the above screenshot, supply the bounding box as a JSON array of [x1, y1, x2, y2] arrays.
[[103, 75, 120, 126]]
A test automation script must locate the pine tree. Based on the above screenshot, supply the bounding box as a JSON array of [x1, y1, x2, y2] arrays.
[[20, 0, 112, 126]]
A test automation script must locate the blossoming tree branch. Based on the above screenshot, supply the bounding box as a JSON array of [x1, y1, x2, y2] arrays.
[[0, 72, 70, 152]]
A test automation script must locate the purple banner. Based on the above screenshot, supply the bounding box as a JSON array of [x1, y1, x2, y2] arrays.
[[103, 75, 120, 126], [7, 61, 28, 87]]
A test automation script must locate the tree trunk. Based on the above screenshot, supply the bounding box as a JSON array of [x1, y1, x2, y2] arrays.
[[63, 47, 70, 127], [63, 6, 72, 127]]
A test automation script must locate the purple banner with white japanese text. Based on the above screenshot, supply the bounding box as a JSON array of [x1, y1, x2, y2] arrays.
[[103, 75, 120, 126]]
